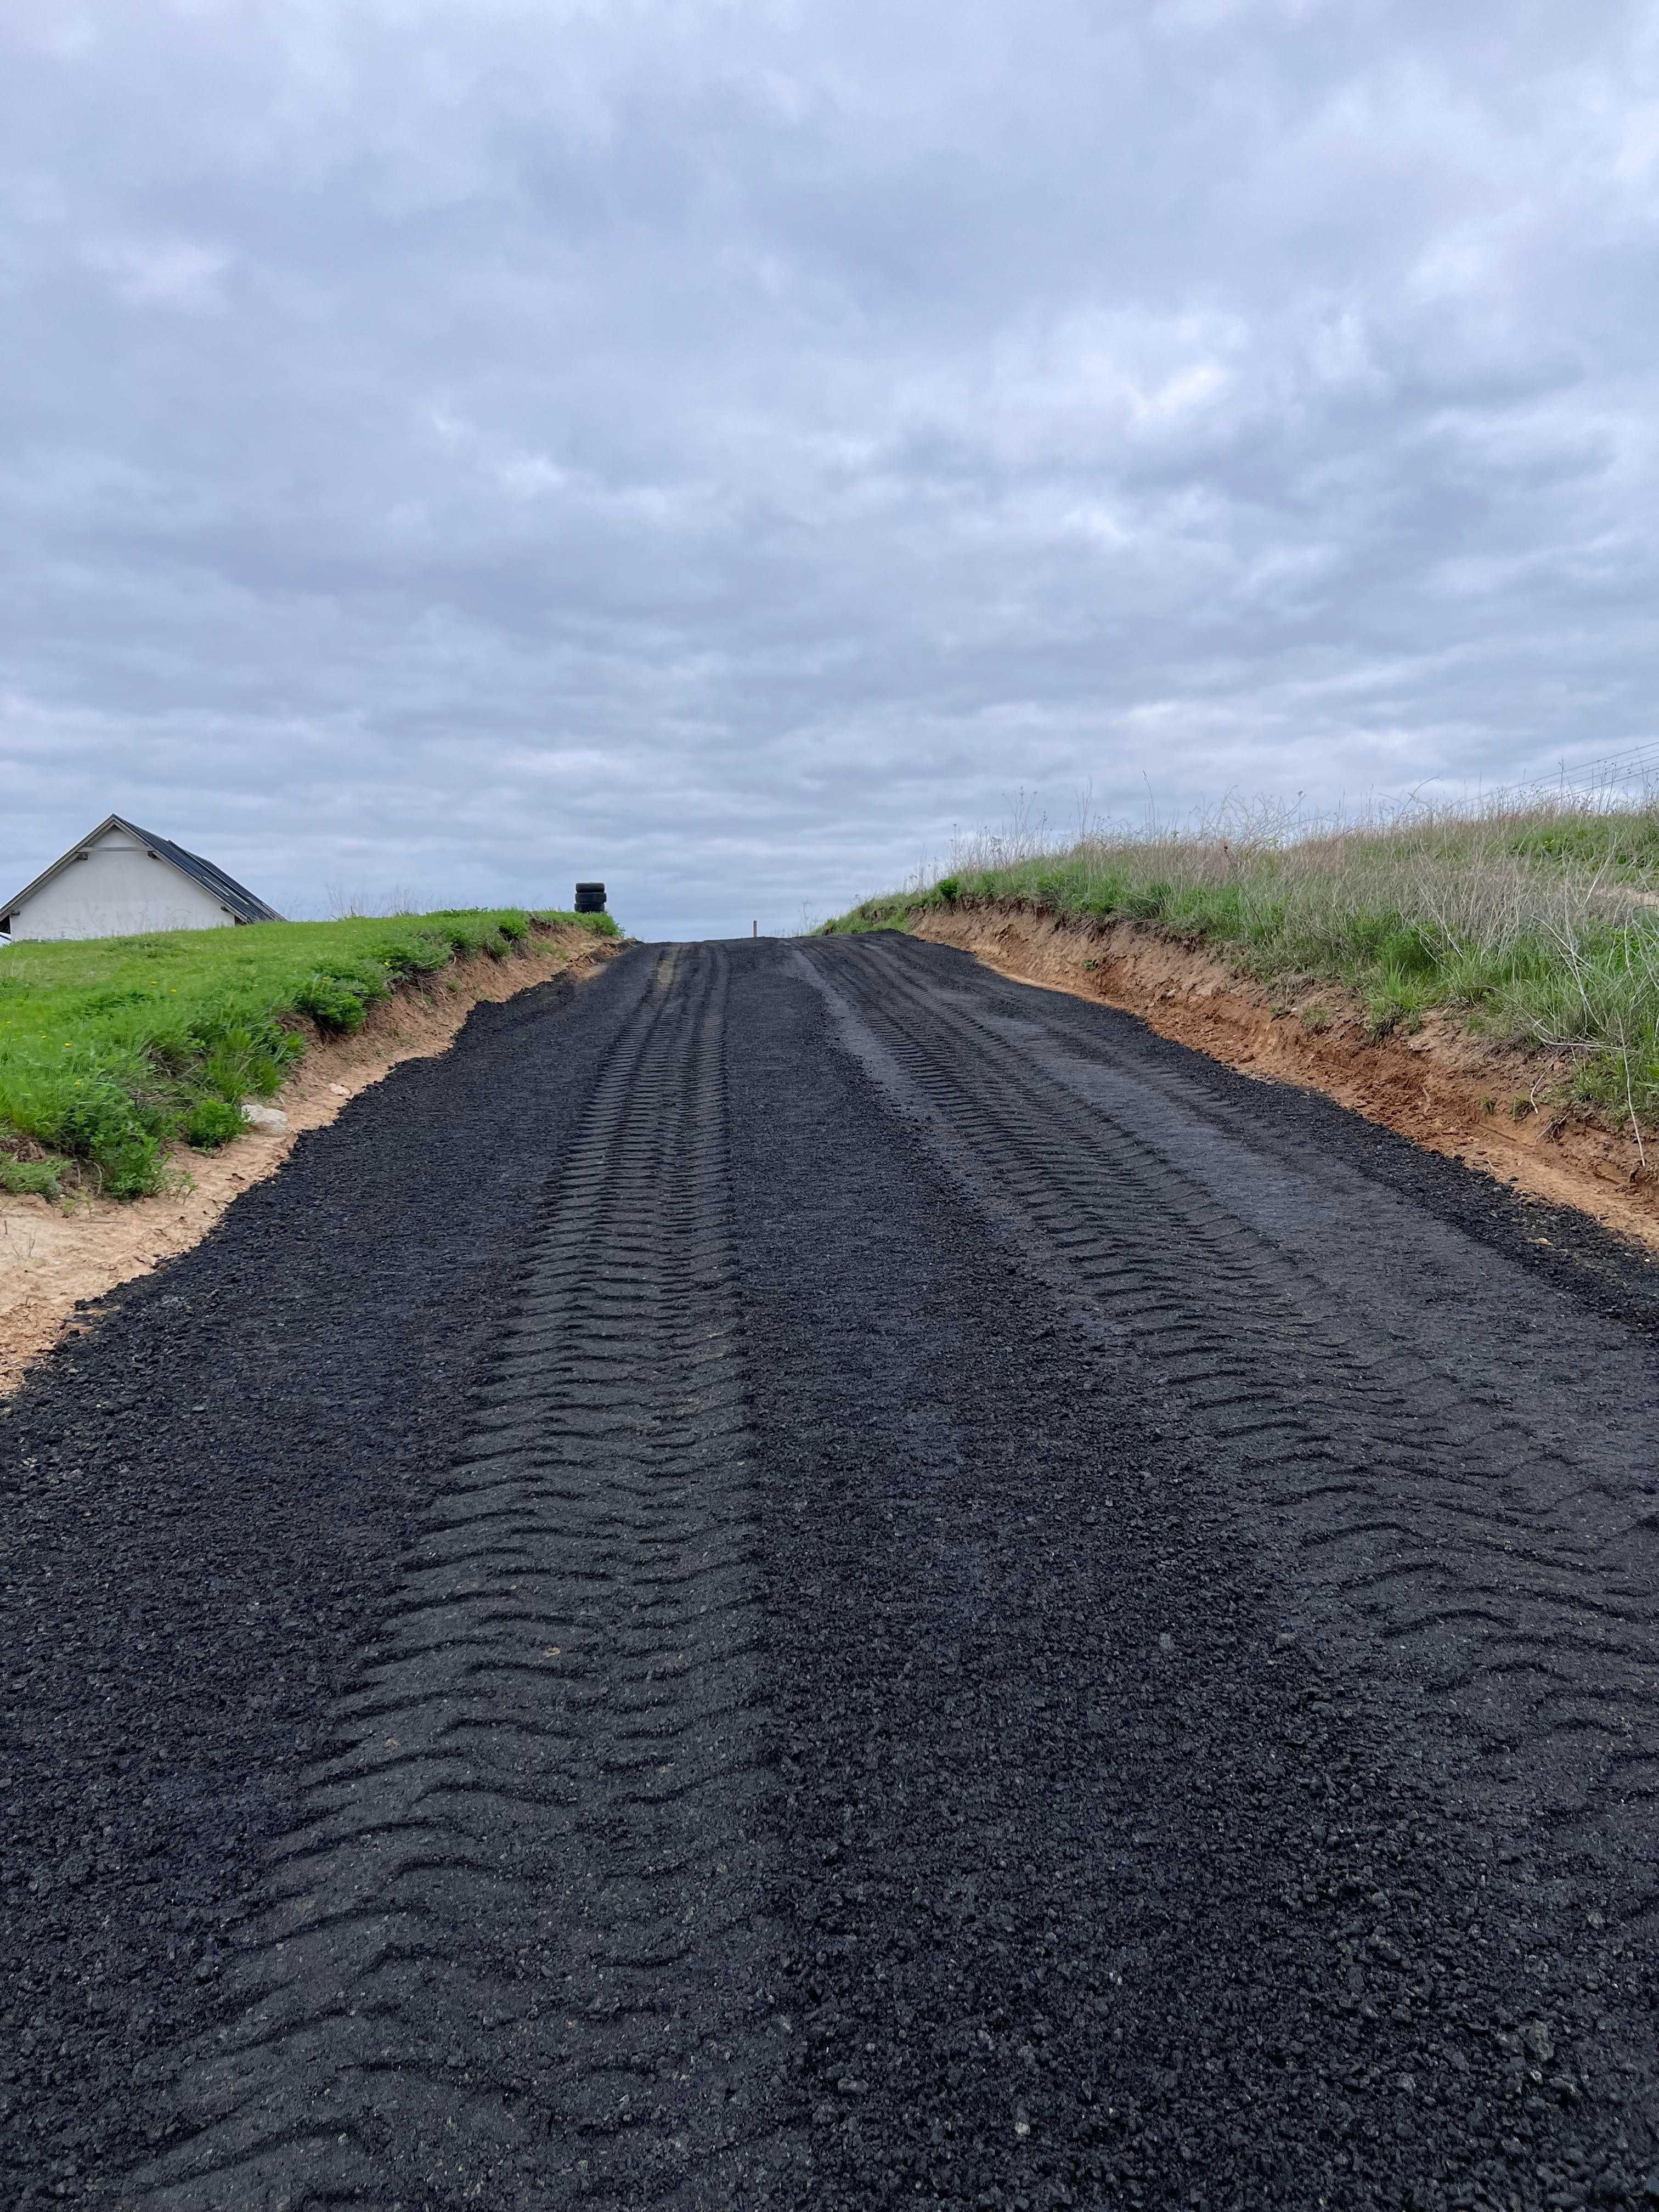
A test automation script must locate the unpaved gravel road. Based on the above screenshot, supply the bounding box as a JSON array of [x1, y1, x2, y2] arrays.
[[5, 934, 1659, 2210]]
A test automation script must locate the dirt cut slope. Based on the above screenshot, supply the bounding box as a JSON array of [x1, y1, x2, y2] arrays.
[[906, 902, 1659, 1257]]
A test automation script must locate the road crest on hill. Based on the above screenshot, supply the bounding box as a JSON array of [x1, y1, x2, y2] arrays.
[[4, 935, 1658, 2209]]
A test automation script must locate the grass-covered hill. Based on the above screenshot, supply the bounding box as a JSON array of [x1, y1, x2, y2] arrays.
[[823, 800, 1659, 1128], [0, 907, 617, 1200]]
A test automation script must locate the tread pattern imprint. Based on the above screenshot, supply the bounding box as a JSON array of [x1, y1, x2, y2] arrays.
[[799, 934, 1659, 1926], [129, 944, 800, 2211]]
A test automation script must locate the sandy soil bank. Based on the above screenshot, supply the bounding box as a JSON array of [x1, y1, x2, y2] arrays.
[[0, 926, 618, 1394], [908, 904, 1659, 1257]]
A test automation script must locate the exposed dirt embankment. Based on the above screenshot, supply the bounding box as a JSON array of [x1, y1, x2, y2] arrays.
[[0, 924, 619, 1393], [907, 903, 1659, 1255]]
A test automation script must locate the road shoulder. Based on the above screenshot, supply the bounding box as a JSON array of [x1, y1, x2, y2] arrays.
[[907, 903, 1659, 1256], [0, 927, 620, 1395]]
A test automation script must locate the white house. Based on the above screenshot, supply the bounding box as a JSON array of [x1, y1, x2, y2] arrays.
[[0, 816, 283, 943]]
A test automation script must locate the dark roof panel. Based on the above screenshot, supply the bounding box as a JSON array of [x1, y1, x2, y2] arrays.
[[121, 821, 284, 924]]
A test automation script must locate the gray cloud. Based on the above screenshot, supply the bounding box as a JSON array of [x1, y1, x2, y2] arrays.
[[3, 0, 1659, 936]]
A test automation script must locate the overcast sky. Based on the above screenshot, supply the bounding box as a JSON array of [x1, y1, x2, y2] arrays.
[[4, 1, 1658, 938]]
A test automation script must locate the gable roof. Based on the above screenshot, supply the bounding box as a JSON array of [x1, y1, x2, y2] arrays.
[[1, 815, 284, 926], [121, 821, 284, 923]]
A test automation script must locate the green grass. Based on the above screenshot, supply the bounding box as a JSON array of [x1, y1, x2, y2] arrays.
[[0, 908, 618, 1200], [821, 799, 1659, 1133]]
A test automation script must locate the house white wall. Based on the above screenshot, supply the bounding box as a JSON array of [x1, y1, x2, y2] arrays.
[[6, 828, 237, 941]]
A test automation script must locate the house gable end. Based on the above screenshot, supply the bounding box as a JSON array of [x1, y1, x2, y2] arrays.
[[1, 816, 284, 934], [0, 815, 132, 918]]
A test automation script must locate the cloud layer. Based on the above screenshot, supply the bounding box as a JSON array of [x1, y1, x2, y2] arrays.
[[4, 0, 1658, 934]]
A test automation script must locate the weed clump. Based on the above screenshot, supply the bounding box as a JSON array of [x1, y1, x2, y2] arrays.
[[0, 1136, 62, 1199], [295, 973, 377, 1034], [183, 1098, 247, 1150]]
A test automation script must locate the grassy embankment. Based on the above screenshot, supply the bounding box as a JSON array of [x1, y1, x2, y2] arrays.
[[823, 801, 1659, 1131], [0, 908, 618, 1200]]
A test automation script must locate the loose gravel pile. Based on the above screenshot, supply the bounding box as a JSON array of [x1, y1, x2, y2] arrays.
[[4, 935, 1658, 2208]]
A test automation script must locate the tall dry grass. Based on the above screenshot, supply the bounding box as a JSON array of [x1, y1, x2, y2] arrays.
[[824, 786, 1659, 1131]]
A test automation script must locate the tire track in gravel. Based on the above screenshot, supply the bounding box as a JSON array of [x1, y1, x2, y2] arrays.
[[798, 934, 1659, 1917], [129, 941, 799, 2209], [726, 941, 1659, 2211]]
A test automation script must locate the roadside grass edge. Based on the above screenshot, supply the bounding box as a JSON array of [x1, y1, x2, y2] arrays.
[[0, 909, 619, 1201], [818, 802, 1659, 1142]]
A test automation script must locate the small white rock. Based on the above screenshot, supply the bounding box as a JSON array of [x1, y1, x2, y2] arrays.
[[241, 1102, 289, 1133], [327, 1082, 351, 1097]]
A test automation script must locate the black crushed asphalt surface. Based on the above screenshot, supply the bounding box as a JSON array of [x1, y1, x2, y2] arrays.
[[5, 933, 1659, 2209]]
